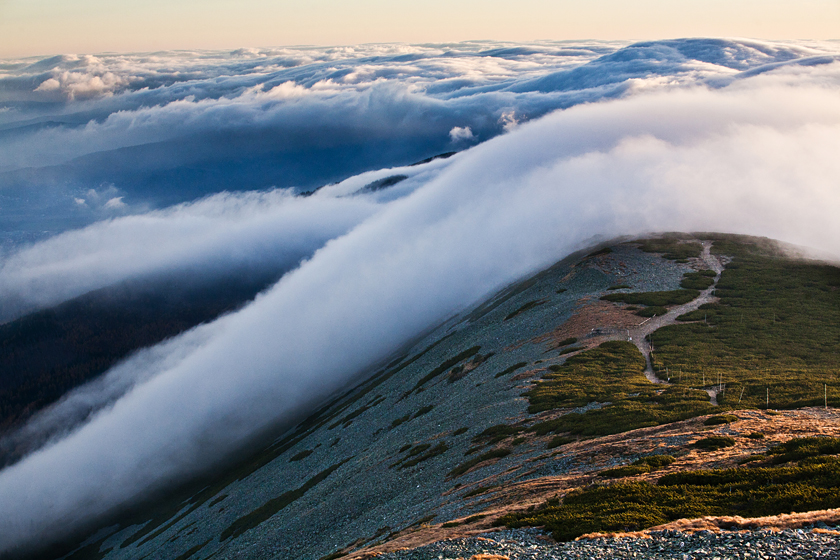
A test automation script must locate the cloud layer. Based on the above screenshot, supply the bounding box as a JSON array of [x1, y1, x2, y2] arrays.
[[1, 52, 840, 553], [2, 39, 838, 249]]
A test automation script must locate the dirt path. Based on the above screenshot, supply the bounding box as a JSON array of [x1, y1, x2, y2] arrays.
[[611, 241, 725, 400], [537, 240, 727, 403]]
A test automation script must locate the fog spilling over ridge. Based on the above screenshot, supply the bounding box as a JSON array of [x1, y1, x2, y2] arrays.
[[2, 39, 840, 553]]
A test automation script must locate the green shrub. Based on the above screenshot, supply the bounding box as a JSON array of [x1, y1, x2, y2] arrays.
[[599, 455, 674, 478], [221, 459, 349, 541], [601, 289, 700, 307], [681, 272, 715, 290], [635, 306, 667, 317], [704, 414, 739, 426], [410, 346, 481, 392], [463, 484, 499, 498], [449, 448, 511, 478], [639, 239, 703, 260], [600, 464, 650, 478], [642, 455, 676, 469], [413, 405, 434, 418], [767, 436, 840, 464], [546, 436, 575, 449], [399, 443, 448, 469], [526, 341, 714, 436], [494, 362, 528, 378], [694, 436, 736, 451], [587, 248, 613, 258], [390, 415, 410, 429], [499, 458, 840, 541], [505, 300, 546, 321], [473, 424, 522, 443], [289, 449, 313, 462]]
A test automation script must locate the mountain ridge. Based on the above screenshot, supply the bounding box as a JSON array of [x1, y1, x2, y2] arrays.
[[9, 232, 840, 560]]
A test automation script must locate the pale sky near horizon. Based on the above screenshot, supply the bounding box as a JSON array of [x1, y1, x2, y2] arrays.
[[0, 0, 838, 59]]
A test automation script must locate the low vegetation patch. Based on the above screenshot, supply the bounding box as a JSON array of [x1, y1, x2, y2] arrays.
[[639, 238, 703, 261], [634, 306, 667, 317], [494, 361, 528, 378], [473, 424, 523, 444], [704, 414, 739, 426], [328, 395, 386, 429], [391, 442, 450, 469], [768, 436, 840, 464], [586, 248, 613, 258], [681, 271, 716, 290], [391, 415, 411, 429], [693, 436, 736, 451], [526, 341, 714, 437], [546, 436, 575, 449], [447, 352, 493, 383], [505, 300, 547, 321], [410, 346, 481, 393], [499, 437, 840, 541], [289, 449, 314, 462], [601, 289, 700, 308], [463, 484, 499, 498], [413, 405, 434, 418], [441, 514, 485, 528], [528, 342, 648, 412], [398, 443, 449, 469], [600, 455, 675, 478], [449, 448, 511, 478], [649, 236, 840, 411], [221, 459, 350, 541]]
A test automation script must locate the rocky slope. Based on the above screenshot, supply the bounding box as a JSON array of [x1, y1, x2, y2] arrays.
[[25, 233, 840, 560]]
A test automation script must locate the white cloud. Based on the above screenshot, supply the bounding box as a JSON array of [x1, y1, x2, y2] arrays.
[[103, 196, 126, 210], [0, 189, 383, 321], [449, 126, 475, 142], [3, 39, 835, 175], [2, 67, 840, 553]]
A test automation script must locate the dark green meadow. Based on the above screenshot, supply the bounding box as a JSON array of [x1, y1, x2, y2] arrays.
[[651, 237, 840, 410]]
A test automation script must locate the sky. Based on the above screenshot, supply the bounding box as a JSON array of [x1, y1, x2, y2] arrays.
[[0, 0, 838, 58]]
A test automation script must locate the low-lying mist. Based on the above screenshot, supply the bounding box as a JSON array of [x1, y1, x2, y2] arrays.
[[1, 57, 840, 554]]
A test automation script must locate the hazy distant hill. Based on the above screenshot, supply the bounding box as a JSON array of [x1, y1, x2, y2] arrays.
[[19, 233, 840, 560]]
